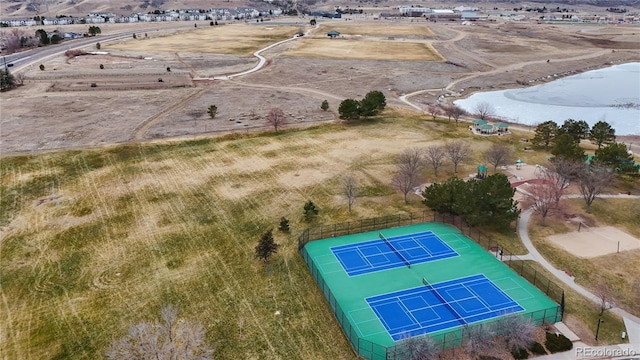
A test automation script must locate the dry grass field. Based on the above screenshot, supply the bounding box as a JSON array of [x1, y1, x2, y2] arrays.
[[283, 38, 443, 61], [316, 23, 434, 37], [0, 112, 530, 359], [106, 24, 304, 56], [2, 14, 640, 359], [3, 19, 639, 154]]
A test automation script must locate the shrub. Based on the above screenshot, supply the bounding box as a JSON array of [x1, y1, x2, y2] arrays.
[[511, 348, 529, 359], [39, 64, 45, 71], [545, 332, 573, 353], [278, 217, 290, 233], [99, 64, 104, 69], [303, 200, 318, 222], [529, 341, 546, 355], [166, 67, 171, 72]]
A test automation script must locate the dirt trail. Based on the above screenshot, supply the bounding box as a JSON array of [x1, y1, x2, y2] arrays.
[[445, 49, 613, 92], [174, 52, 198, 78], [400, 48, 615, 111], [130, 87, 204, 141]]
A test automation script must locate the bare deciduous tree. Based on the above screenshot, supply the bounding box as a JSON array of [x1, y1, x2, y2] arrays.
[[14, 72, 26, 85], [474, 102, 495, 120], [392, 148, 424, 204], [577, 163, 615, 213], [483, 144, 513, 173], [424, 145, 446, 179], [450, 105, 467, 123], [107, 305, 213, 360], [426, 104, 440, 121], [547, 158, 582, 184], [445, 141, 471, 173], [265, 107, 287, 132], [496, 314, 536, 352], [399, 333, 439, 360], [525, 181, 559, 224], [594, 277, 615, 316], [464, 324, 497, 359], [440, 104, 454, 121], [343, 175, 358, 213]]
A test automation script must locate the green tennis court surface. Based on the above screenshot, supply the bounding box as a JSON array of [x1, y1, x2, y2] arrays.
[[301, 222, 561, 360]]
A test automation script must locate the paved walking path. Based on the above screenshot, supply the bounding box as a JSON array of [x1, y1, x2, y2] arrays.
[[517, 206, 640, 359]]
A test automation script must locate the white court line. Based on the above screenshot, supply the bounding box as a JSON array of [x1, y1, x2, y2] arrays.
[[491, 276, 536, 302]]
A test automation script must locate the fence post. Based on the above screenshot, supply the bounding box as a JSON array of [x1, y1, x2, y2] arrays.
[[546, 279, 551, 295]]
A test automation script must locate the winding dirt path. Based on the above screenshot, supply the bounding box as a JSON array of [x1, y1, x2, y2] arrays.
[[399, 48, 614, 112]]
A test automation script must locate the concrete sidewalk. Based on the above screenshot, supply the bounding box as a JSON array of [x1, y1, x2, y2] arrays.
[[517, 208, 640, 359]]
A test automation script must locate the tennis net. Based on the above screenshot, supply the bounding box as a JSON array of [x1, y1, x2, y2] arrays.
[[379, 232, 410, 268], [422, 277, 466, 324]]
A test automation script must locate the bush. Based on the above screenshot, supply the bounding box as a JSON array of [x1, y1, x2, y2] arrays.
[[278, 217, 290, 233], [510, 348, 529, 359], [303, 200, 318, 222], [99, 64, 104, 69], [39, 64, 45, 71], [529, 341, 546, 355], [545, 332, 573, 353]]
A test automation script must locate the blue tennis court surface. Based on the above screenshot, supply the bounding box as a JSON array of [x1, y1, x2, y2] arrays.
[[365, 274, 524, 341], [331, 231, 458, 276]]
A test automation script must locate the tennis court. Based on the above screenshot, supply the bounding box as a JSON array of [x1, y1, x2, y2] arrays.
[[365, 274, 523, 340], [331, 231, 458, 276], [301, 222, 562, 360]]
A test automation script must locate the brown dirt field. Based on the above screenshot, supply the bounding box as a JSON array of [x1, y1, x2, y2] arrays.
[[2, 18, 639, 155], [547, 226, 640, 258]]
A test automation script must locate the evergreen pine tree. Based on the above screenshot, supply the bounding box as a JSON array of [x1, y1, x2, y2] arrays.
[[255, 229, 279, 262]]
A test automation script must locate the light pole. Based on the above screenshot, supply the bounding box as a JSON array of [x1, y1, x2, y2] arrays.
[[595, 317, 604, 340]]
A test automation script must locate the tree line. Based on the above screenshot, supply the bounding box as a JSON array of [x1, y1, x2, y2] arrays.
[[533, 119, 637, 173]]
